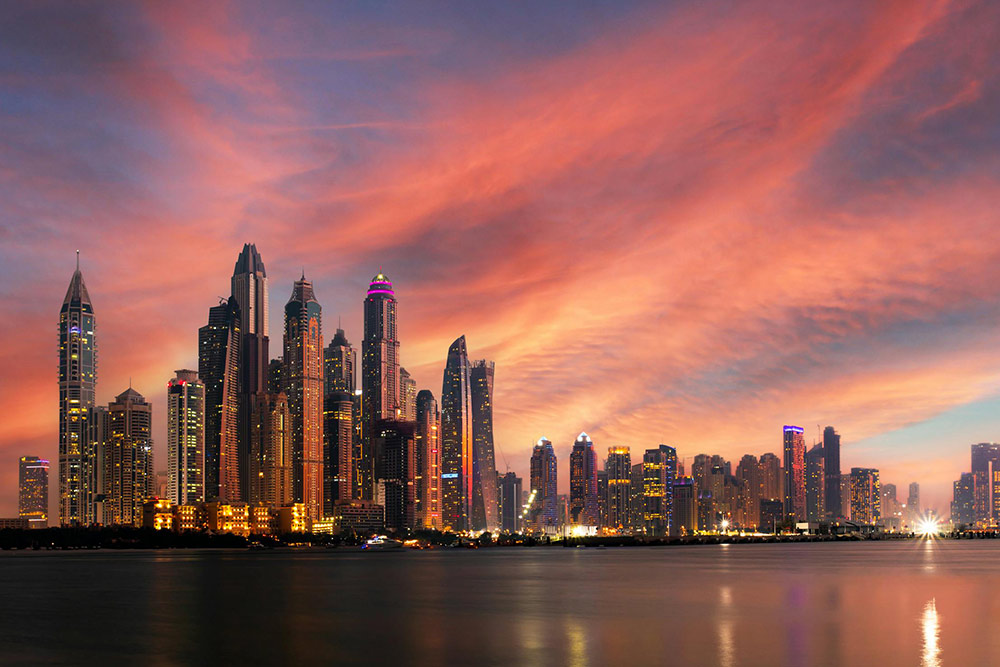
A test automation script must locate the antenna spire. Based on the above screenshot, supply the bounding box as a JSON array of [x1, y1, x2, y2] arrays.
[[76, 250, 80, 271]]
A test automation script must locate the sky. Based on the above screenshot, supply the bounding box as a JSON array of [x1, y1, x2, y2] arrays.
[[1, 0, 999, 517]]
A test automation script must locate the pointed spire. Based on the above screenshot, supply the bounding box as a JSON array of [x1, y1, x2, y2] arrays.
[[63, 251, 92, 307], [76, 250, 80, 271]]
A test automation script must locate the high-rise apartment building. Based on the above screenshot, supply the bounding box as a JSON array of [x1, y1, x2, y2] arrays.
[[166, 370, 205, 506], [250, 392, 293, 507], [907, 481, 922, 523], [324, 390, 354, 514], [672, 477, 697, 536], [361, 273, 400, 500], [232, 244, 270, 503], [850, 468, 881, 525], [58, 253, 97, 525], [823, 426, 841, 520], [642, 445, 677, 536], [324, 328, 355, 394], [970, 443, 1000, 524], [951, 473, 975, 526], [198, 297, 240, 502], [374, 420, 416, 531], [441, 336, 473, 531], [783, 426, 806, 522], [569, 433, 599, 527], [605, 447, 632, 531], [284, 275, 324, 520], [758, 452, 782, 501], [415, 390, 441, 529], [399, 367, 417, 421], [529, 438, 558, 533], [804, 443, 825, 523], [735, 454, 760, 530], [19, 456, 49, 527], [470, 359, 499, 532], [106, 388, 153, 526]]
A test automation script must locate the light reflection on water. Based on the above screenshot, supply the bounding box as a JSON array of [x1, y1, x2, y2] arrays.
[[1, 541, 998, 665]]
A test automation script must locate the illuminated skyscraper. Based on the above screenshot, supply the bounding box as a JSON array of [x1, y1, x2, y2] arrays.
[[642, 445, 677, 535], [323, 390, 354, 513], [951, 473, 975, 526], [415, 390, 441, 529], [569, 433, 599, 527], [529, 438, 558, 533], [804, 443, 825, 523], [605, 447, 632, 531], [58, 252, 97, 525], [106, 387, 153, 526], [823, 426, 842, 520], [470, 359, 499, 532], [199, 297, 241, 502], [782, 426, 806, 522], [166, 370, 205, 505], [758, 452, 782, 501], [284, 275, 324, 520], [630, 463, 644, 531], [250, 392, 293, 507], [441, 336, 473, 531], [361, 273, 399, 500], [499, 472, 523, 533], [969, 443, 999, 524], [232, 243, 269, 502], [850, 468, 881, 525], [374, 420, 416, 531], [399, 367, 417, 421], [735, 454, 760, 530], [324, 328, 355, 394], [19, 456, 49, 527], [672, 477, 697, 536]]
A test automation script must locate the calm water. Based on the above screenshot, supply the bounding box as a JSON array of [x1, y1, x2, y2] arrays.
[[1, 540, 998, 666]]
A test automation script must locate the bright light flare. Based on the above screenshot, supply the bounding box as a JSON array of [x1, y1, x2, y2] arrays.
[[916, 517, 941, 537]]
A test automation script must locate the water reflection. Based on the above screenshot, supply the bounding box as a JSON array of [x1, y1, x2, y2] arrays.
[[922, 599, 940, 667], [717, 585, 734, 667]]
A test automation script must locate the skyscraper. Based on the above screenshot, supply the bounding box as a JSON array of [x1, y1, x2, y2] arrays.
[[58, 252, 97, 525], [758, 452, 782, 501], [823, 426, 842, 520], [569, 433, 599, 528], [529, 438, 558, 533], [198, 297, 241, 502], [19, 456, 49, 527], [166, 370, 205, 506], [361, 272, 400, 500], [907, 481, 922, 524], [232, 243, 269, 502], [323, 389, 354, 514], [399, 367, 417, 421], [969, 443, 999, 524], [642, 445, 677, 536], [951, 473, 975, 526], [499, 471, 523, 533], [284, 275, 324, 521], [470, 359, 499, 532], [850, 468, 881, 525], [325, 328, 355, 394], [605, 447, 632, 531], [106, 387, 153, 526], [441, 336, 472, 531], [804, 443, 825, 523], [735, 454, 760, 530], [672, 477, 697, 536], [415, 390, 441, 529], [250, 392, 293, 507], [374, 420, 416, 531], [782, 426, 806, 522]]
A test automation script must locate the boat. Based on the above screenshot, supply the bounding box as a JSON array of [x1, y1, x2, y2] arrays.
[[362, 535, 404, 551]]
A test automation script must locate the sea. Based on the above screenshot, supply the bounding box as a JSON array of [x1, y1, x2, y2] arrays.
[[1, 539, 997, 666]]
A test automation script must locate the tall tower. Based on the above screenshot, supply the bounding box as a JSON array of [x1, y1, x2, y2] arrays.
[[415, 390, 441, 529], [107, 387, 153, 526], [804, 443, 825, 523], [642, 445, 677, 535], [529, 438, 558, 533], [470, 359, 499, 532], [361, 273, 399, 500], [441, 336, 472, 531], [399, 367, 417, 421], [569, 433, 599, 527], [19, 456, 50, 527], [324, 328, 355, 394], [250, 392, 293, 507], [323, 389, 354, 514], [823, 426, 841, 520], [605, 447, 632, 531], [850, 468, 881, 525], [167, 370, 205, 505], [58, 252, 97, 525], [198, 297, 241, 502], [284, 275, 324, 520], [783, 426, 806, 522], [231, 243, 269, 501]]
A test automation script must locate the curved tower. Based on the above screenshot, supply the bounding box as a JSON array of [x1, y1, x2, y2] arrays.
[[361, 272, 399, 500], [441, 336, 472, 531], [470, 359, 498, 532], [59, 252, 97, 525]]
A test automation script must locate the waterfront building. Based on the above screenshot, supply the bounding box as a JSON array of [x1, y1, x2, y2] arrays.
[[823, 426, 842, 520], [334, 499, 385, 534], [374, 420, 417, 531], [951, 473, 975, 526], [231, 244, 270, 503], [499, 471, 522, 533], [441, 336, 473, 531], [840, 475, 852, 521], [597, 469, 608, 527], [569, 433, 599, 527], [970, 443, 1000, 524], [907, 481, 923, 524], [284, 275, 324, 520], [323, 390, 354, 513], [804, 443, 825, 523], [58, 253, 97, 525], [605, 447, 632, 532], [758, 452, 782, 501], [470, 360, 499, 532], [198, 296, 241, 502], [18, 456, 49, 527], [630, 463, 645, 531], [850, 468, 881, 525], [881, 483, 902, 529], [399, 367, 417, 421], [642, 445, 677, 536], [142, 498, 174, 530], [249, 392, 293, 507], [672, 477, 697, 536], [529, 438, 558, 533], [735, 454, 759, 530], [783, 426, 806, 522], [415, 390, 441, 529], [106, 387, 153, 526], [166, 370, 205, 506], [361, 273, 400, 501], [760, 499, 783, 533]]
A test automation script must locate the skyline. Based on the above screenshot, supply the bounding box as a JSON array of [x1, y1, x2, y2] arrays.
[[4, 1, 1000, 515]]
